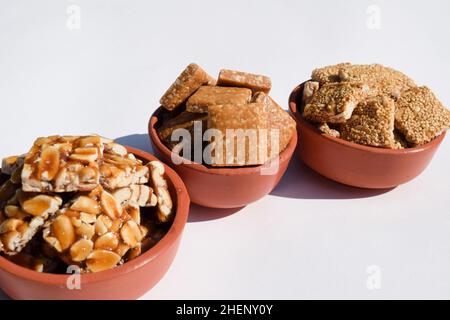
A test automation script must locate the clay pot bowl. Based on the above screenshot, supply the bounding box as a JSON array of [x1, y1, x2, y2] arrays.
[[148, 106, 297, 208], [289, 81, 446, 189], [0, 146, 190, 300]]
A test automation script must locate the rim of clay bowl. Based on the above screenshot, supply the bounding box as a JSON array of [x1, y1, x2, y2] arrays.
[[148, 106, 298, 176], [0, 146, 190, 285], [288, 82, 446, 155]]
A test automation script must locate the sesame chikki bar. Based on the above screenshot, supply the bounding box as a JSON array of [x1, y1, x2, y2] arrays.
[[311, 63, 351, 84], [42, 186, 148, 272], [160, 63, 212, 111], [302, 81, 320, 105], [217, 69, 272, 94], [340, 97, 396, 148], [303, 82, 369, 123], [207, 103, 270, 166], [394, 86, 450, 146], [317, 123, 340, 138], [186, 86, 252, 113]]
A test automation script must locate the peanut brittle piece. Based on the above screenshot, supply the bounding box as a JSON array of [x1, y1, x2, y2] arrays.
[[148, 161, 173, 223], [0, 190, 62, 255], [42, 186, 148, 272], [100, 149, 149, 190], [21, 135, 103, 193], [311, 63, 351, 84], [1, 155, 25, 175], [160, 63, 212, 111], [217, 69, 272, 94], [112, 185, 157, 207], [302, 81, 320, 105], [303, 82, 369, 123], [252, 92, 296, 154], [157, 111, 207, 150], [207, 103, 270, 166], [317, 123, 340, 138], [186, 86, 252, 113], [341, 97, 396, 148], [395, 86, 450, 145]]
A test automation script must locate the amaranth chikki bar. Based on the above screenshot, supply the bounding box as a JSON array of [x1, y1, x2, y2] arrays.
[[186, 86, 252, 113], [42, 186, 148, 272], [340, 97, 395, 148], [394, 86, 450, 145], [252, 92, 296, 154], [207, 103, 269, 166], [160, 63, 212, 111], [0, 189, 62, 255], [217, 69, 272, 94], [303, 82, 369, 123], [21, 135, 103, 193]]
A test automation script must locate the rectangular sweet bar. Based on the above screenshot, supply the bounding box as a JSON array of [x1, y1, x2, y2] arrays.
[[395, 86, 450, 145], [217, 69, 272, 94], [112, 185, 157, 207], [157, 111, 207, 150], [186, 86, 252, 113], [252, 92, 296, 154], [340, 97, 395, 148], [21, 135, 104, 193], [207, 103, 270, 166], [303, 82, 369, 124], [0, 190, 62, 255], [42, 186, 149, 272], [160, 63, 212, 111]]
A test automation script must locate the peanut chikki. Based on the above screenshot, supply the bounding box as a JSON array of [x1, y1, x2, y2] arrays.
[[303, 82, 369, 123], [340, 97, 396, 148], [0, 189, 62, 255], [394, 86, 450, 145], [148, 161, 173, 223], [252, 92, 296, 154], [186, 86, 252, 113], [217, 69, 272, 94], [207, 103, 270, 166], [42, 186, 149, 272], [1, 155, 25, 175], [160, 63, 212, 111]]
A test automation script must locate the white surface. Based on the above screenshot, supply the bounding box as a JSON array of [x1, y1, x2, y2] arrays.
[[0, 0, 449, 299]]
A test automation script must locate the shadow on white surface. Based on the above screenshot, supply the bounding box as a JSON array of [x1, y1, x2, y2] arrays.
[[188, 204, 244, 223], [115, 134, 154, 154], [271, 159, 394, 199]]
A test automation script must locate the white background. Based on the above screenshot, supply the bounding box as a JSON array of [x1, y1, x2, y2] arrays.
[[0, 0, 449, 299]]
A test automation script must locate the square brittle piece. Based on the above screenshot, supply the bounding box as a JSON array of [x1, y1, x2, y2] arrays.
[[303, 82, 369, 123], [395, 86, 450, 146], [160, 63, 212, 111], [217, 69, 272, 94], [186, 86, 252, 113], [21, 135, 104, 193], [207, 103, 269, 166], [341, 97, 395, 148]]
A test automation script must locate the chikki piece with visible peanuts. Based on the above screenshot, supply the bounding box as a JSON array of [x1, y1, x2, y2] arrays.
[[100, 145, 149, 190], [1, 155, 25, 176], [186, 86, 252, 113], [394, 86, 450, 146], [148, 161, 173, 223], [207, 103, 270, 167], [337, 64, 416, 99], [311, 63, 351, 84], [160, 63, 212, 111], [340, 97, 396, 148], [157, 111, 208, 150], [217, 69, 272, 94], [42, 186, 149, 273], [317, 123, 340, 138], [21, 135, 104, 193], [302, 81, 320, 105], [112, 184, 157, 208], [303, 82, 369, 123], [0, 190, 62, 255], [252, 92, 296, 154]]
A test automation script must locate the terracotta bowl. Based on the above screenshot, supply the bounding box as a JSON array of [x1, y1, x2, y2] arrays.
[[148, 106, 298, 208], [0, 146, 190, 300], [289, 82, 446, 189]]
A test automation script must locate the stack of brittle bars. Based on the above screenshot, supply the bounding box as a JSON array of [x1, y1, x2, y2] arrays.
[[158, 64, 297, 166], [302, 63, 450, 148], [0, 135, 173, 273]]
